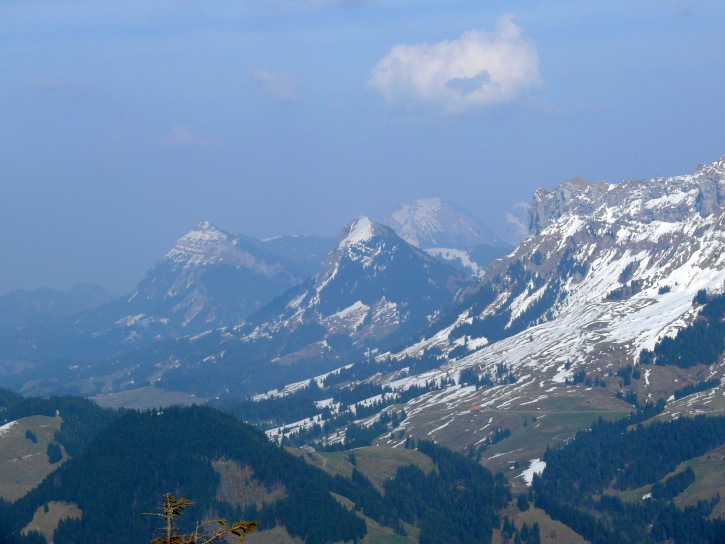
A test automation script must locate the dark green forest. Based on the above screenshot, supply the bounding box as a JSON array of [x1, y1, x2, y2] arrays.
[[2, 369, 725, 544], [0, 402, 512, 544], [533, 411, 725, 544], [639, 290, 725, 368], [1, 406, 366, 544]]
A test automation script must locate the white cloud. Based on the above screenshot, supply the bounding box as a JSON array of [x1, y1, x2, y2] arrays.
[[368, 14, 542, 114], [498, 201, 531, 244], [249, 69, 303, 103], [506, 210, 529, 238]]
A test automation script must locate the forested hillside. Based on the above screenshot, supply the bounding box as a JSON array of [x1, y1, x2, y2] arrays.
[[0, 404, 511, 544], [0, 393, 117, 458], [533, 410, 725, 544]]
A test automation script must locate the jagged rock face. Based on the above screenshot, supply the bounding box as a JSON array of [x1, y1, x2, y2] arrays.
[[529, 158, 725, 235], [454, 158, 725, 349], [528, 178, 612, 235], [390, 157, 725, 380], [386, 197, 502, 249]]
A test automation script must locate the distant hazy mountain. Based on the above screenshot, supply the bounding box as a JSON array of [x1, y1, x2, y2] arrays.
[[98, 223, 333, 336], [386, 196, 503, 249], [18, 216, 471, 399], [0, 222, 326, 393], [112, 221, 303, 331], [0, 283, 113, 331], [68, 222, 324, 336], [385, 197, 512, 276]]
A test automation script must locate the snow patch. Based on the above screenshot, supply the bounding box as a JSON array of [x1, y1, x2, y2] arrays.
[[339, 217, 376, 248], [426, 247, 483, 276], [520, 458, 546, 486], [0, 421, 17, 437]]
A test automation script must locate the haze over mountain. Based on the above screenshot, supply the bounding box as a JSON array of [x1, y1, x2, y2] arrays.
[[0, 215, 470, 398], [114, 220, 306, 331], [385, 196, 504, 249], [385, 197, 513, 277], [0, 224, 333, 394], [0, 284, 112, 331], [1, 157, 725, 544], [3, 3, 725, 542]]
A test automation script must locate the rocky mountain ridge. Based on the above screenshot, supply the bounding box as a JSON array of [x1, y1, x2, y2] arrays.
[[254, 157, 725, 474], [395, 155, 725, 384]]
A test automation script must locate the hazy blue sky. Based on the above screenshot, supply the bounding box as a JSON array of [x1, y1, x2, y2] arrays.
[[2, 0, 723, 295]]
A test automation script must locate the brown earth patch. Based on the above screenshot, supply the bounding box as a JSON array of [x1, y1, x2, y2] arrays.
[[213, 458, 287, 508]]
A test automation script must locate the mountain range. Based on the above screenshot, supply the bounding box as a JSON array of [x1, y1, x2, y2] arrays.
[[1, 157, 725, 544], [1, 159, 723, 407], [0, 284, 113, 332], [232, 157, 725, 477]]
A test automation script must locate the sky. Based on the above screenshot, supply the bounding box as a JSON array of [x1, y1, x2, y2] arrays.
[[1, 0, 724, 295]]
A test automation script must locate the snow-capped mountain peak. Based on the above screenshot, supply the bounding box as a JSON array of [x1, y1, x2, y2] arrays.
[[337, 216, 391, 249], [164, 221, 234, 265], [246, 215, 473, 355], [162, 221, 288, 278], [389, 197, 445, 245], [386, 196, 502, 249]]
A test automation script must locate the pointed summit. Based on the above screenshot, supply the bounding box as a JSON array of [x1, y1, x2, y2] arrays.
[[119, 221, 300, 332], [163, 221, 234, 267], [237, 214, 474, 378], [337, 216, 395, 249]]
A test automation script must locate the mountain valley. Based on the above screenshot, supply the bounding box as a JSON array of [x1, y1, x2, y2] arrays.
[[1, 158, 724, 543]]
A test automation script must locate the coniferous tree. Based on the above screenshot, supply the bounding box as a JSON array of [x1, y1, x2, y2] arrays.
[[146, 494, 259, 544]]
